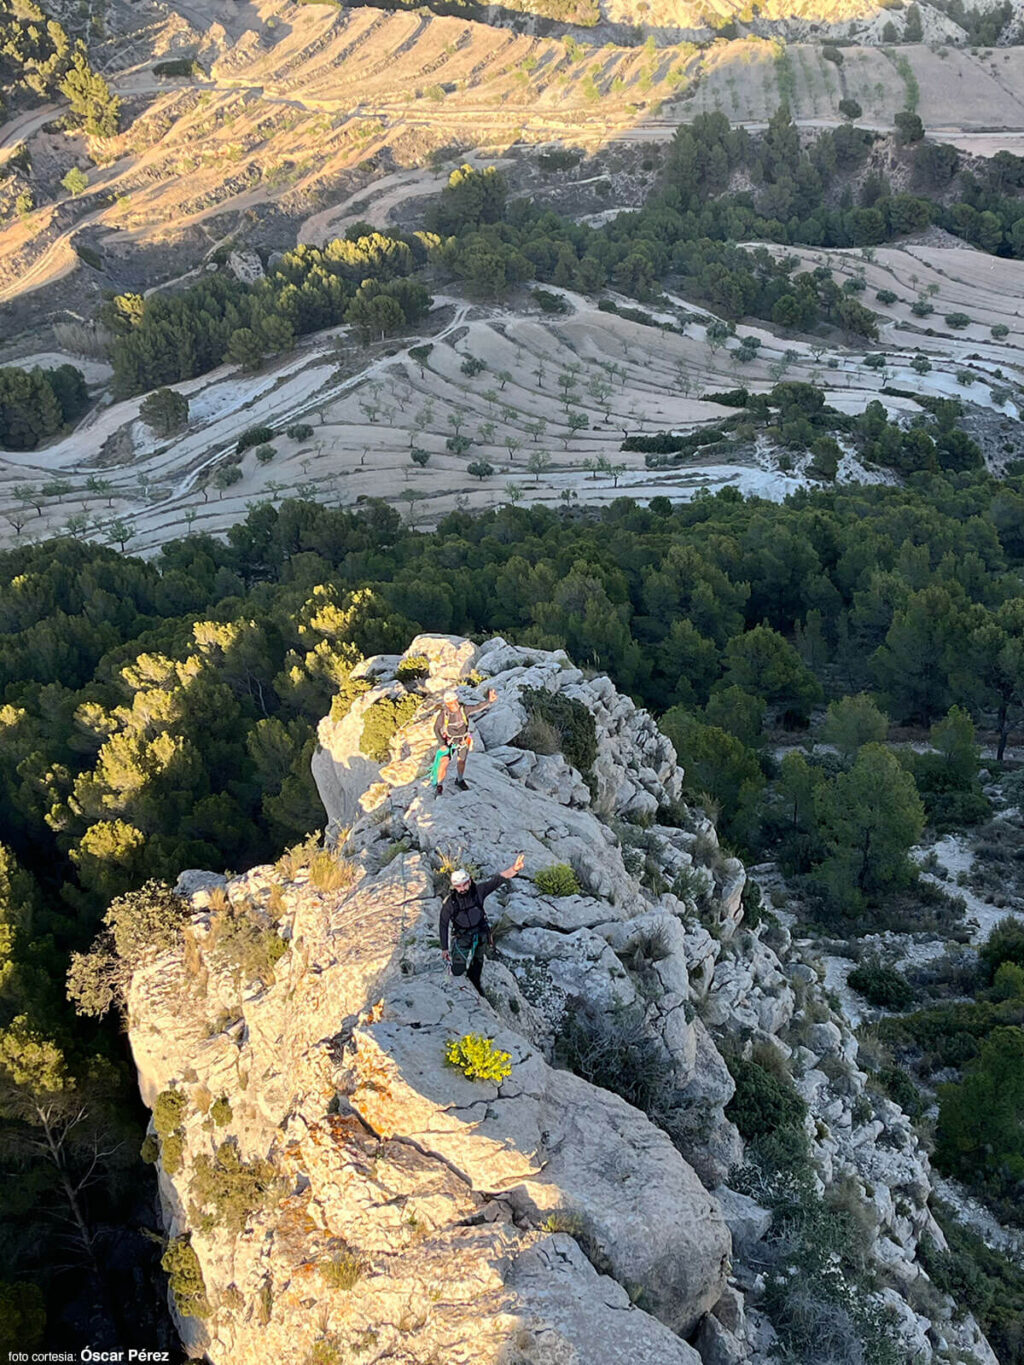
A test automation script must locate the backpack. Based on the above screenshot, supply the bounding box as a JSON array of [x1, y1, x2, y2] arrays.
[[437, 701, 469, 741]]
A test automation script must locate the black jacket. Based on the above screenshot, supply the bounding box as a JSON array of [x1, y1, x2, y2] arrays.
[[440, 875, 503, 950]]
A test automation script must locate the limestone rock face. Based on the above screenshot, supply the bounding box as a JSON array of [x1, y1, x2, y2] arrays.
[[125, 634, 1000, 1365], [127, 638, 745, 1364]]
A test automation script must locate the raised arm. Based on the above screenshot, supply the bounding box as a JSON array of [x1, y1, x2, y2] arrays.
[[500, 852, 525, 880], [465, 688, 498, 716]]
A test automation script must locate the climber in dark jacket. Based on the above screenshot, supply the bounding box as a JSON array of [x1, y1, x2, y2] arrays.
[[440, 853, 525, 994]]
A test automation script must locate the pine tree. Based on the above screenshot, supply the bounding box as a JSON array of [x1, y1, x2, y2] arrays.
[[59, 51, 121, 137]]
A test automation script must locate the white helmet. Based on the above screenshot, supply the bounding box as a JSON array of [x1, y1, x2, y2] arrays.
[[451, 868, 471, 887], [443, 689, 459, 703]]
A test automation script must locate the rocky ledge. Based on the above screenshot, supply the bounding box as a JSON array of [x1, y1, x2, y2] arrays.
[[124, 635, 997, 1365]]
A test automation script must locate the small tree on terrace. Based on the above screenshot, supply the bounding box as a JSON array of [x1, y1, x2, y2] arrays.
[[86, 475, 114, 506], [69, 881, 188, 1018], [214, 466, 243, 498], [61, 166, 89, 196], [894, 111, 925, 145], [705, 319, 731, 353], [105, 519, 134, 552], [409, 344, 433, 377], [139, 387, 189, 437], [565, 410, 589, 447], [527, 450, 551, 484], [467, 461, 494, 480]]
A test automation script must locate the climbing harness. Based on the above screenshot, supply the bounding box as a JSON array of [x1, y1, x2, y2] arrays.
[[427, 732, 473, 786], [449, 932, 481, 976]]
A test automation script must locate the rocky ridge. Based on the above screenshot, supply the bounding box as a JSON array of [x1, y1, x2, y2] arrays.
[[126, 634, 997, 1364]]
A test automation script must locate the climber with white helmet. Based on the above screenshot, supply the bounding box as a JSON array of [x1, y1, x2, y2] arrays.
[[440, 853, 525, 994], [430, 685, 498, 795]]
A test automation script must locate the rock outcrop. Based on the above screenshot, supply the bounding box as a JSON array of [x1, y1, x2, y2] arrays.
[[127, 635, 743, 1364], [124, 635, 997, 1365]]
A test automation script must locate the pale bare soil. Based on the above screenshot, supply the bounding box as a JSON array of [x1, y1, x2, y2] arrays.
[[5, 232, 1021, 556], [7, 0, 1024, 322], [766, 236, 1024, 376], [4, 2, 1024, 555]]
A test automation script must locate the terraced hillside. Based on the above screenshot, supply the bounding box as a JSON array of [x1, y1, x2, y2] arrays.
[[7, 0, 1024, 332], [2, 227, 1022, 554]]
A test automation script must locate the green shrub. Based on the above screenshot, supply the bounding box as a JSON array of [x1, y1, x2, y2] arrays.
[[993, 961, 1024, 1000], [554, 1000, 672, 1119], [444, 1034, 512, 1083], [254, 443, 276, 464], [979, 917, 1024, 984], [74, 243, 102, 269], [876, 1064, 924, 1118], [920, 1203, 1024, 1361], [532, 288, 570, 314], [189, 1140, 281, 1237], [286, 423, 314, 440], [236, 424, 274, 455], [379, 837, 412, 867], [319, 1251, 364, 1290], [923, 788, 991, 831], [153, 58, 202, 77], [305, 1341, 344, 1365], [534, 863, 581, 897], [394, 653, 429, 682], [876, 996, 1024, 1077], [68, 882, 188, 1018], [329, 671, 372, 722], [140, 1133, 159, 1163], [848, 958, 913, 1010], [360, 693, 421, 761], [725, 1054, 807, 1152], [935, 1025, 1024, 1202], [153, 1088, 187, 1138], [61, 166, 88, 196], [211, 912, 287, 981], [161, 1133, 185, 1176], [945, 312, 970, 329], [210, 1097, 233, 1127], [515, 687, 597, 775], [741, 878, 764, 928], [161, 1236, 210, 1320]]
